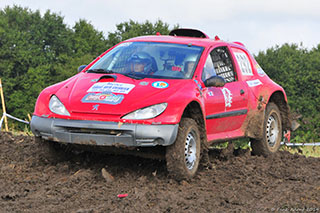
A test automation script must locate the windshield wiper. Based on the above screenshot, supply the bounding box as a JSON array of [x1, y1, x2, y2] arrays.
[[86, 68, 114, 74], [121, 73, 145, 80], [87, 69, 144, 80]]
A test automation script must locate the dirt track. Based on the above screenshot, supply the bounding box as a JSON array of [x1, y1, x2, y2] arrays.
[[1, 132, 320, 212]]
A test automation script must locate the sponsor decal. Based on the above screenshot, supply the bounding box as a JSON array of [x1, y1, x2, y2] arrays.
[[234, 52, 253, 76], [82, 93, 124, 105], [247, 79, 262, 87], [222, 88, 232, 108], [208, 91, 214, 97], [194, 79, 203, 90], [255, 64, 266, 77], [87, 82, 135, 94], [152, 81, 169, 89], [139, 81, 149, 86], [91, 79, 98, 82]]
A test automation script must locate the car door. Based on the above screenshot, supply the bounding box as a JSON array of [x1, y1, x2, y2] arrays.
[[202, 46, 249, 138]]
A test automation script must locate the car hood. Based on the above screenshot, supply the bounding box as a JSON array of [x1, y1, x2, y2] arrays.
[[55, 73, 189, 116]]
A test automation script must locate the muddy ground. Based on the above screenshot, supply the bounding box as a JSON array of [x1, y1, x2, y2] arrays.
[[0, 132, 320, 212]]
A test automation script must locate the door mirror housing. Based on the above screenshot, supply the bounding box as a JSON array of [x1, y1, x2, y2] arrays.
[[78, 65, 87, 72], [204, 76, 226, 87]]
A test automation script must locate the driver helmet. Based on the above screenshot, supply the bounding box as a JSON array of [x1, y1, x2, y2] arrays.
[[128, 52, 155, 74]]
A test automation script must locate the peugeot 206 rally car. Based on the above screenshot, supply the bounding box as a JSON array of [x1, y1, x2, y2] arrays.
[[31, 29, 293, 180]]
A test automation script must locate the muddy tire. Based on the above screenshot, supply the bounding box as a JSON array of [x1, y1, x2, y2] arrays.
[[251, 102, 282, 156], [166, 118, 201, 180]]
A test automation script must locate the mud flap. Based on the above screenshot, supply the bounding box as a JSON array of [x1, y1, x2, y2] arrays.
[[291, 120, 300, 132], [243, 108, 265, 140]]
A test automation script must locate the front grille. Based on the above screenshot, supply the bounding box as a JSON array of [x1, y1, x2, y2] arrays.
[[62, 127, 127, 136]]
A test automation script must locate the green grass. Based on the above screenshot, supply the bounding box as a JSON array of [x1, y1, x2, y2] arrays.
[[211, 141, 320, 158], [281, 145, 320, 158]]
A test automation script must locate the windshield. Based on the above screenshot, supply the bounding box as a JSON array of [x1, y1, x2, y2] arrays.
[[88, 42, 204, 79]]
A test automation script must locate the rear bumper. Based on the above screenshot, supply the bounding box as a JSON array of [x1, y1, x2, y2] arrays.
[[30, 116, 178, 147]]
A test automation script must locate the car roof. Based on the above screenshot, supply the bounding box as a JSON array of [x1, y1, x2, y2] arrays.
[[125, 35, 230, 48]]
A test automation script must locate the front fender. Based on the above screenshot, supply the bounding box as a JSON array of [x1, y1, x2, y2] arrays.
[[33, 75, 79, 116]]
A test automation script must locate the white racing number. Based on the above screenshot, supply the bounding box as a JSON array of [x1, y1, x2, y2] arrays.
[[234, 52, 253, 76]]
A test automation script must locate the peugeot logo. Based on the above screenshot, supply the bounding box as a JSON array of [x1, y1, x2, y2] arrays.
[[92, 104, 99, 111]]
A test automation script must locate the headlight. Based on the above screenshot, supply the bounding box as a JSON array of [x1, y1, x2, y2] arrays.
[[122, 103, 167, 120], [49, 95, 70, 116]]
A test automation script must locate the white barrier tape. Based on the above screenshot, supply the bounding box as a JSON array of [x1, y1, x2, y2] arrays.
[[281, 142, 320, 146], [248, 141, 320, 148], [0, 114, 5, 129], [5, 113, 29, 124], [0, 113, 29, 132]]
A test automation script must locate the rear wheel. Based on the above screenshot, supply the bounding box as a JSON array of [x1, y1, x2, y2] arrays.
[[251, 102, 282, 156], [166, 118, 201, 180]]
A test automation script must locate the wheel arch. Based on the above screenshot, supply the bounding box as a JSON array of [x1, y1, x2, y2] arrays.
[[181, 101, 207, 145], [267, 91, 292, 131]]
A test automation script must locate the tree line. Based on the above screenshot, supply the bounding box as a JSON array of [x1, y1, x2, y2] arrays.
[[0, 6, 172, 121], [0, 6, 318, 142], [256, 44, 320, 142]]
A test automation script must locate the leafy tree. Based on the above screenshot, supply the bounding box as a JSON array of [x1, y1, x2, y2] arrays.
[[0, 6, 105, 122], [72, 19, 107, 57], [0, 6, 72, 119], [0, 6, 176, 128], [255, 44, 320, 142]]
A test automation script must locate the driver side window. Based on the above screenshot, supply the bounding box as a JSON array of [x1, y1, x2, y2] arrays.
[[201, 55, 216, 82], [211, 47, 236, 83], [202, 46, 236, 83]]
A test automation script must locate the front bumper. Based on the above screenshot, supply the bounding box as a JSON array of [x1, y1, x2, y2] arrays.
[[30, 116, 178, 147]]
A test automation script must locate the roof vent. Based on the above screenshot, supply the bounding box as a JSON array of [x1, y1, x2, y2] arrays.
[[98, 75, 116, 82], [169, 28, 209, 39]]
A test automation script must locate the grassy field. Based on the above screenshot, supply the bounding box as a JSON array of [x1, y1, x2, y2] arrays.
[[281, 145, 320, 158], [211, 140, 320, 158]]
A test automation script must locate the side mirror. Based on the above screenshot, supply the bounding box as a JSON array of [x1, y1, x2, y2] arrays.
[[204, 76, 226, 87], [78, 65, 87, 72]]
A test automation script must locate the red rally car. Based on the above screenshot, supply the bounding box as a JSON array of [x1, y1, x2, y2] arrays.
[[31, 29, 293, 180]]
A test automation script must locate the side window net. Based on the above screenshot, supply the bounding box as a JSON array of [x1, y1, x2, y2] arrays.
[[211, 47, 236, 83]]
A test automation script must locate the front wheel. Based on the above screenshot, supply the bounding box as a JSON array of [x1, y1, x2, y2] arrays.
[[251, 102, 282, 156], [166, 118, 201, 180]]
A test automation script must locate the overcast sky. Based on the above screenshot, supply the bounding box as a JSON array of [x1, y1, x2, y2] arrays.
[[1, 0, 320, 54]]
